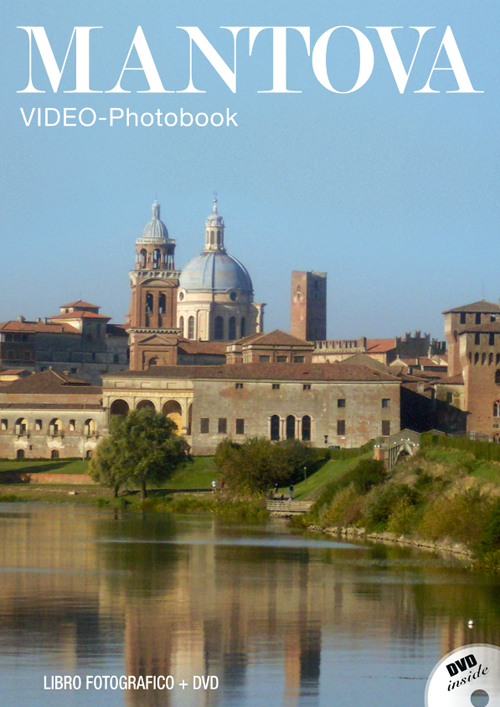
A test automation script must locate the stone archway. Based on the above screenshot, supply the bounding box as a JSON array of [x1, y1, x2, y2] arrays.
[[162, 400, 182, 434]]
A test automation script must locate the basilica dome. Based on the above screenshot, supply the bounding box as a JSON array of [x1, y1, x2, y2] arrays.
[[179, 251, 253, 293]]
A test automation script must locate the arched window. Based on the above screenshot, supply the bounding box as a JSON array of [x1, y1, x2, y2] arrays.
[[159, 293, 166, 314], [240, 317, 246, 338], [153, 248, 161, 268], [16, 449, 25, 459], [188, 316, 195, 339], [489, 353, 494, 365], [302, 415, 311, 442], [270, 415, 280, 441], [49, 418, 63, 436], [139, 249, 147, 268], [15, 418, 28, 435], [86, 450, 92, 459], [84, 419, 96, 436], [229, 317, 236, 341], [496, 370, 500, 385], [482, 352, 486, 365], [286, 415, 295, 440], [148, 357, 158, 367], [493, 401, 500, 417], [474, 353, 479, 364], [214, 316, 224, 340], [51, 450, 59, 459], [179, 316, 184, 336], [146, 292, 153, 315]]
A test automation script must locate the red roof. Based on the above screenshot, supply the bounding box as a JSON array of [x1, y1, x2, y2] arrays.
[[366, 339, 396, 353], [443, 300, 500, 314], [105, 362, 400, 383], [0, 369, 101, 395], [49, 311, 110, 321], [60, 300, 100, 309], [238, 330, 311, 347], [0, 320, 78, 334]]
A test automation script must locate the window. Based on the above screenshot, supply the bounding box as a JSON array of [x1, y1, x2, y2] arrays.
[[337, 420, 346, 436], [69, 420, 76, 432], [382, 420, 391, 436], [337, 399, 346, 408], [200, 418, 209, 434], [382, 399, 390, 408], [490, 333, 495, 346], [35, 420, 42, 431], [16, 449, 25, 459], [179, 316, 184, 336], [492, 315, 497, 322], [71, 367, 78, 373], [214, 316, 224, 340], [235, 418, 245, 435], [235, 383, 243, 389], [494, 401, 500, 417], [51, 450, 60, 459], [86, 450, 92, 459], [272, 383, 280, 390], [240, 317, 246, 338], [259, 355, 271, 362], [475, 333, 481, 345], [218, 418, 227, 434], [188, 316, 195, 339], [228, 317, 236, 341], [293, 356, 305, 363], [303, 384, 311, 390], [496, 370, 500, 385], [460, 312, 466, 324], [158, 293, 166, 314], [270, 415, 280, 441], [446, 392, 453, 404], [476, 313, 481, 324], [1, 420, 8, 431], [276, 356, 287, 362], [302, 415, 311, 442], [286, 415, 295, 439]]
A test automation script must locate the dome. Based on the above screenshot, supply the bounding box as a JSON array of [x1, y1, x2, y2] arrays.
[[180, 251, 253, 293], [139, 200, 169, 242]]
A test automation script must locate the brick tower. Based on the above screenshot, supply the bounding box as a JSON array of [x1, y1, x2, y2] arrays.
[[290, 271, 327, 342], [127, 201, 182, 370]]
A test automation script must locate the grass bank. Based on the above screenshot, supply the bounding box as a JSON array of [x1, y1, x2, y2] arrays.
[[296, 447, 500, 571]]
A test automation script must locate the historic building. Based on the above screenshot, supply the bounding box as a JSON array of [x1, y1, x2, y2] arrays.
[[290, 271, 327, 342], [0, 369, 105, 459], [437, 300, 500, 438], [177, 199, 265, 342], [103, 362, 401, 455], [0, 301, 128, 385]]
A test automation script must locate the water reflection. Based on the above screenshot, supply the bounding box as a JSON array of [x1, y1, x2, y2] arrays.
[[0, 504, 498, 707]]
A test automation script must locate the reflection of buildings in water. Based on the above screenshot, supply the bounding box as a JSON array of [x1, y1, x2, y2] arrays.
[[1, 509, 500, 707]]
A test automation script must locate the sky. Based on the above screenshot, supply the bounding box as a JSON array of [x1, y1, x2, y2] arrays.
[[1, 1, 499, 341]]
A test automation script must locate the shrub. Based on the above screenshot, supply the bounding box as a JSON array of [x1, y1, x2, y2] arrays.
[[365, 484, 418, 529], [321, 485, 365, 527]]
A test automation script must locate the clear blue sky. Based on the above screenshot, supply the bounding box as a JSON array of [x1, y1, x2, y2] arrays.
[[1, 1, 498, 341]]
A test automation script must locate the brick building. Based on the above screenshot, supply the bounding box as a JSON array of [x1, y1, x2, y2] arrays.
[[103, 362, 401, 455], [439, 300, 500, 438], [0, 301, 128, 385]]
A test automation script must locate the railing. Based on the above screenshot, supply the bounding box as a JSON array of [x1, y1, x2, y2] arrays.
[[266, 500, 312, 513]]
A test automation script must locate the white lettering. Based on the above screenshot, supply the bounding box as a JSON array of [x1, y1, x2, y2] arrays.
[[249, 27, 310, 93], [312, 26, 374, 93], [369, 26, 434, 93], [416, 26, 483, 93], [107, 26, 173, 93]]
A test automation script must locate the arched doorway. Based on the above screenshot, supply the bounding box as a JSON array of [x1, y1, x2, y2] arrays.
[[110, 399, 130, 416], [162, 400, 183, 434], [136, 400, 155, 412]]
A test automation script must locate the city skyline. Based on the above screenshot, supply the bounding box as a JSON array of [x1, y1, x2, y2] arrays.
[[1, 1, 498, 340]]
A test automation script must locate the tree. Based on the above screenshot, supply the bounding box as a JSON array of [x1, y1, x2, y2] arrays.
[[214, 437, 314, 494], [89, 409, 190, 499]]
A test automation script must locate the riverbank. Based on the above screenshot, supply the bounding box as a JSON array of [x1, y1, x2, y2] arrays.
[[295, 447, 500, 571]]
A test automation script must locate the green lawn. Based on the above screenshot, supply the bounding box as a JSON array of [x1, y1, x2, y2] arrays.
[[275, 453, 372, 501], [161, 456, 217, 489], [0, 459, 91, 475]]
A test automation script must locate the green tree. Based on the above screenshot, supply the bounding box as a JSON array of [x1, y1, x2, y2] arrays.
[[89, 410, 190, 499], [214, 437, 314, 494]]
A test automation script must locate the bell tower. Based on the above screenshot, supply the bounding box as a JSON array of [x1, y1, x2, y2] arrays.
[[127, 201, 182, 370]]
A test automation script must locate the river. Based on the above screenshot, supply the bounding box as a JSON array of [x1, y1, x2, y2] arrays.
[[0, 503, 498, 707]]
